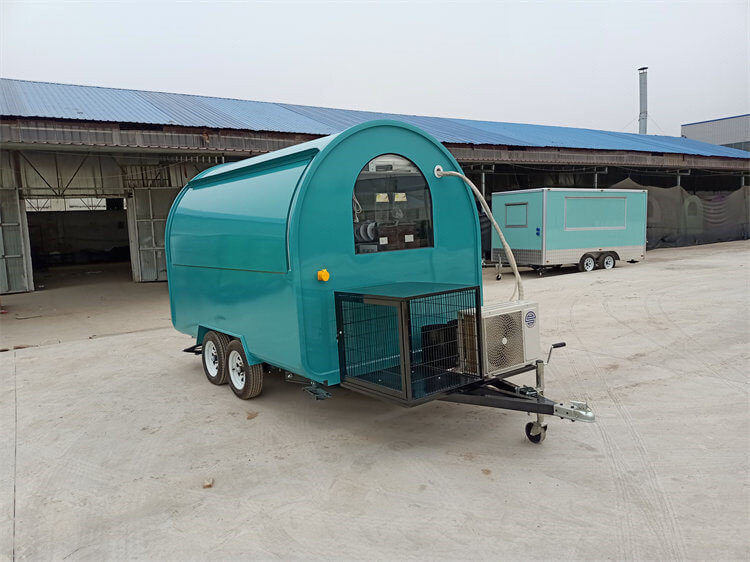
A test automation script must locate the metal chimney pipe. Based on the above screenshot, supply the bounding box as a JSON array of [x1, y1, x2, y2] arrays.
[[638, 66, 648, 134]]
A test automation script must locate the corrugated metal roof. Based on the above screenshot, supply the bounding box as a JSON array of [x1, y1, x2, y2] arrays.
[[1, 78, 748, 159]]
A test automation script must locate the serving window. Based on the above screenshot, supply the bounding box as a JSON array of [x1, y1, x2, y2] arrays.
[[352, 154, 434, 254], [505, 202, 528, 227]]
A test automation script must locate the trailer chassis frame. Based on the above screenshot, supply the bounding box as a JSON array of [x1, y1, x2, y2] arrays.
[[187, 341, 593, 443]]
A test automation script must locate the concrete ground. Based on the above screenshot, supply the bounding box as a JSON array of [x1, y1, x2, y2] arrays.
[[1, 242, 748, 560], [0, 263, 169, 350]]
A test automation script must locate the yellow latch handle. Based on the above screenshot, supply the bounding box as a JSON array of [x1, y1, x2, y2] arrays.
[[317, 269, 330, 282]]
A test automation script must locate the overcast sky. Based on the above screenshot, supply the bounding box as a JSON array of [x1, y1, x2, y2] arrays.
[[1, 1, 748, 136]]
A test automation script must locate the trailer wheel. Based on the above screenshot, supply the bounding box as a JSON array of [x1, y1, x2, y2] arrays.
[[525, 421, 547, 444], [226, 340, 263, 399], [202, 331, 231, 385], [578, 254, 596, 272], [599, 253, 616, 270]]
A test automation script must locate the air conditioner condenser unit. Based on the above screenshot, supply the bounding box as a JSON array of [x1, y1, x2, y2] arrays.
[[458, 300, 541, 378]]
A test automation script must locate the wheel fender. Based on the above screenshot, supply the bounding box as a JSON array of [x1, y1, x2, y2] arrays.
[[196, 325, 263, 366]]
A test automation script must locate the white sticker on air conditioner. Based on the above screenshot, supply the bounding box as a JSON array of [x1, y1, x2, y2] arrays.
[[404, 234, 414, 243], [379, 237, 388, 245], [394, 192, 407, 202], [524, 310, 536, 328], [376, 193, 389, 203]]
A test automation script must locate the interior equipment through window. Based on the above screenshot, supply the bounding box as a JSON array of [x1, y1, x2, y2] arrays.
[[352, 154, 434, 254]]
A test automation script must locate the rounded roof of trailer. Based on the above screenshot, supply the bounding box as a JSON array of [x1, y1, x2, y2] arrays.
[[168, 120, 468, 275]]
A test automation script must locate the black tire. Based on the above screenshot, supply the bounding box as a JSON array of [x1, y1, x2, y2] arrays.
[[598, 253, 616, 270], [225, 340, 263, 399], [202, 331, 231, 385], [578, 253, 597, 272], [525, 422, 547, 444]]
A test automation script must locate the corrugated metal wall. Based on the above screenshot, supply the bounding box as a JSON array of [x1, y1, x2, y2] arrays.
[[0, 150, 33, 292], [0, 188, 32, 293], [128, 187, 180, 282], [681, 115, 750, 150]]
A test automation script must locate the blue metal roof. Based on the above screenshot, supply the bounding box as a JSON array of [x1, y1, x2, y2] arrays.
[[1, 78, 748, 159]]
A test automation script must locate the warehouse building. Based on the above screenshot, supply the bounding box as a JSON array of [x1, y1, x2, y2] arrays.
[[682, 114, 750, 152], [1, 78, 748, 294]]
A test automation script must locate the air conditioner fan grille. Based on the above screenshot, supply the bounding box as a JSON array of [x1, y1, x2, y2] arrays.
[[484, 311, 524, 370]]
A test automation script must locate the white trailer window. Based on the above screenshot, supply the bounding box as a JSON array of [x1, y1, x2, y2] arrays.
[[505, 202, 528, 227]]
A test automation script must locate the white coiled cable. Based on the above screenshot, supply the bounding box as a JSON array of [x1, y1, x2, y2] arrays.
[[434, 165, 524, 301]]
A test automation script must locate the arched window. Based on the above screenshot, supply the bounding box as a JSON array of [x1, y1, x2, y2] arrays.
[[352, 154, 434, 254]]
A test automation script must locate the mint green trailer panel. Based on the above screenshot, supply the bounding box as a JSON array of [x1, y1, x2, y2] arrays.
[[544, 190, 647, 251]]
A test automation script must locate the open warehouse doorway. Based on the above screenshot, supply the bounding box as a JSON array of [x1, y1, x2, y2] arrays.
[[25, 196, 131, 290], [0, 148, 220, 294]]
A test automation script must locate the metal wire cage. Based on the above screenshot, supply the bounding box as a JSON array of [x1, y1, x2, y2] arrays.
[[335, 284, 482, 405]]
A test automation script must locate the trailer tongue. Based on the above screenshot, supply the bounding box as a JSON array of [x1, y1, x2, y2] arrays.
[[442, 365, 594, 444]]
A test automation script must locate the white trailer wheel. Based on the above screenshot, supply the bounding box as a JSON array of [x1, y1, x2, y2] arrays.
[[601, 254, 615, 270], [226, 340, 264, 399], [201, 331, 231, 385], [228, 350, 245, 388], [204, 340, 219, 377], [578, 254, 596, 272]]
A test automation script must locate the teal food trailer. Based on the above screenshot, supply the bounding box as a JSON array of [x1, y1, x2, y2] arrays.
[[167, 120, 593, 443], [491, 188, 647, 276]]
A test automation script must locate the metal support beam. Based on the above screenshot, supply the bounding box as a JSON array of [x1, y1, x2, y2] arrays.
[[1, 118, 316, 157], [445, 144, 748, 172]]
